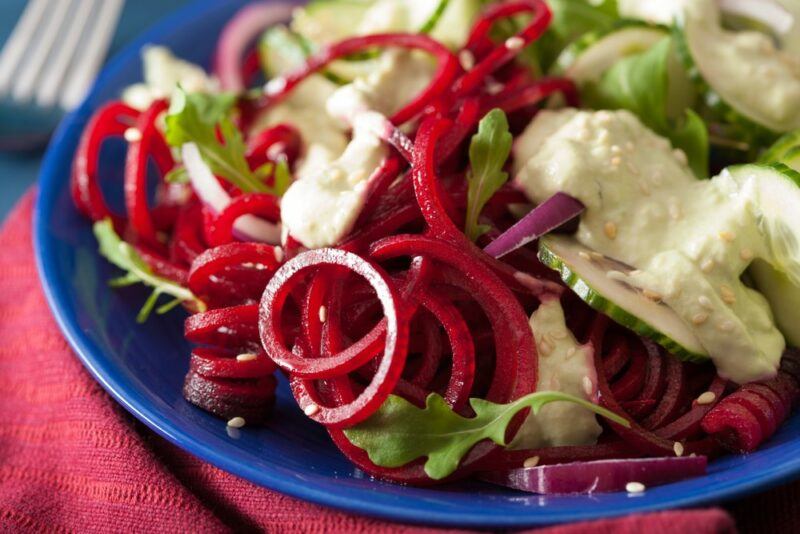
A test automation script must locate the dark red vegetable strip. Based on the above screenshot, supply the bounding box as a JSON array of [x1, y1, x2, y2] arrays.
[[190, 347, 277, 379], [205, 193, 281, 247], [641, 352, 686, 430], [701, 401, 764, 453], [184, 304, 260, 352], [245, 123, 302, 169], [656, 376, 727, 440]]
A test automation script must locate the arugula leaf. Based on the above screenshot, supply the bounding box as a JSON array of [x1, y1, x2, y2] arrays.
[[537, 0, 619, 71], [584, 37, 709, 177], [94, 219, 205, 323], [344, 391, 630, 480], [164, 165, 189, 184], [465, 109, 513, 241], [164, 89, 277, 194]]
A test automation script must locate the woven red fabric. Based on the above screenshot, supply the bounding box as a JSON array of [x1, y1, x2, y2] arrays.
[[0, 189, 777, 533]]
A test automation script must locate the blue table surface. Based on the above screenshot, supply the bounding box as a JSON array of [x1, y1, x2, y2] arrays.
[[0, 0, 191, 219]]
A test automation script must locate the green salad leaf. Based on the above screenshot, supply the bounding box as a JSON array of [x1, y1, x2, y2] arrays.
[[94, 219, 205, 323], [165, 89, 285, 194], [585, 37, 709, 177], [343, 391, 630, 480], [465, 108, 513, 241]]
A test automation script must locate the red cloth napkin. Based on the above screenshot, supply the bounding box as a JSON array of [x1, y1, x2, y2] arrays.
[[0, 189, 788, 533]]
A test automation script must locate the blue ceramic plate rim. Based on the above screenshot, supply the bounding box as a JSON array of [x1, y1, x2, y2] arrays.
[[33, 0, 800, 527]]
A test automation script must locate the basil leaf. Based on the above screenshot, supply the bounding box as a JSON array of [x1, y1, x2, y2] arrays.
[[94, 219, 205, 323], [344, 391, 630, 480], [465, 108, 513, 241], [584, 37, 708, 177]]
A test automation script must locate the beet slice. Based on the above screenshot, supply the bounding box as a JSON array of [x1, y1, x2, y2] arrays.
[[701, 402, 764, 453], [189, 348, 277, 380]]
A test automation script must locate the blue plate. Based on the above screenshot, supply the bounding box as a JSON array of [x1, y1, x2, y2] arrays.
[[33, 0, 800, 527]]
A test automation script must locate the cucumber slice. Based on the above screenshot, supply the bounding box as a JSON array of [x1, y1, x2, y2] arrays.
[[538, 235, 708, 362], [725, 163, 800, 347], [760, 130, 800, 171], [555, 26, 667, 83], [680, 2, 800, 133], [750, 260, 800, 347]]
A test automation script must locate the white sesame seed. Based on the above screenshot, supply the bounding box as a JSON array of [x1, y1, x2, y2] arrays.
[[582, 376, 594, 396], [673, 442, 685, 457], [304, 403, 320, 416], [604, 221, 617, 239], [579, 251, 592, 261], [124, 128, 142, 142], [643, 289, 663, 302], [486, 79, 504, 95], [740, 248, 754, 261], [610, 145, 623, 155], [264, 77, 287, 96], [696, 391, 717, 405], [505, 36, 525, 50], [523, 456, 540, 468], [626, 482, 646, 494], [566, 347, 577, 358], [236, 353, 258, 362], [700, 259, 715, 273], [691, 313, 709, 325], [458, 50, 475, 70], [673, 149, 688, 165], [610, 156, 622, 167], [717, 320, 735, 332], [539, 338, 554, 356], [698, 296, 713, 309], [720, 284, 736, 305], [718, 231, 736, 242], [273, 246, 285, 263], [318, 305, 327, 324], [227, 417, 246, 428]]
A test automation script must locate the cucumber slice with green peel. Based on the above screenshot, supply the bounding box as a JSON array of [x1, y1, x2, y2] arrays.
[[750, 260, 800, 347], [555, 26, 668, 83], [760, 130, 800, 171], [538, 235, 709, 362]]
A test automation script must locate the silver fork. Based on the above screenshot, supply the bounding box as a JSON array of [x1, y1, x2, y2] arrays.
[[0, 0, 124, 148]]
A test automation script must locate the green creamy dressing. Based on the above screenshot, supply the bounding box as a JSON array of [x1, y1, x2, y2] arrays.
[[511, 298, 602, 449], [514, 109, 785, 383]]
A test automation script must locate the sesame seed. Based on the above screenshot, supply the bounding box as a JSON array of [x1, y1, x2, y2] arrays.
[[643, 289, 663, 302], [740, 248, 754, 261], [626, 482, 646, 494], [318, 305, 327, 324], [604, 221, 618, 239], [669, 203, 681, 220], [692, 313, 709, 325], [227, 417, 246, 428], [124, 128, 142, 142], [610, 156, 622, 167], [264, 77, 287, 96], [673, 149, 688, 165], [236, 353, 258, 362], [698, 296, 713, 309], [651, 170, 664, 185], [610, 145, 623, 155], [720, 284, 736, 305], [486, 79, 504, 95], [579, 251, 592, 261], [566, 347, 577, 358], [717, 320, 734, 332], [524, 456, 540, 468], [582, 376, 594, 396], [674, 442, 685, 457], [551, 329, 568, 340], [274, 246, 285, 263], [539, 338, 554, 356], [696, 391, 717, 405], [700, 259, 715, 273], [304, 403, 320, 416], [505, 36, 525, 50], [718, 231, 736, 242], [458, 50, 475, 70]]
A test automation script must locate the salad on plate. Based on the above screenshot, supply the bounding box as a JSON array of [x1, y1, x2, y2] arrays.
[[70, 0, 800, 494]]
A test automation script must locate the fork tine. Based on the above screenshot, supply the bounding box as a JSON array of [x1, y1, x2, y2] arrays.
[[60, 0, 125, 110], [36, 0, 96, 108], [0, 0, 49, 96], [11, 0, 75, 103]]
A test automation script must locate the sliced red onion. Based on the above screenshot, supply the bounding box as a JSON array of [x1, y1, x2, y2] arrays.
[[718, 0, 794, 36], [484, 192, 584, 258], [214, 2, 296, 92], [481, 456, 707, 495], [182, 143, 281, 244]]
